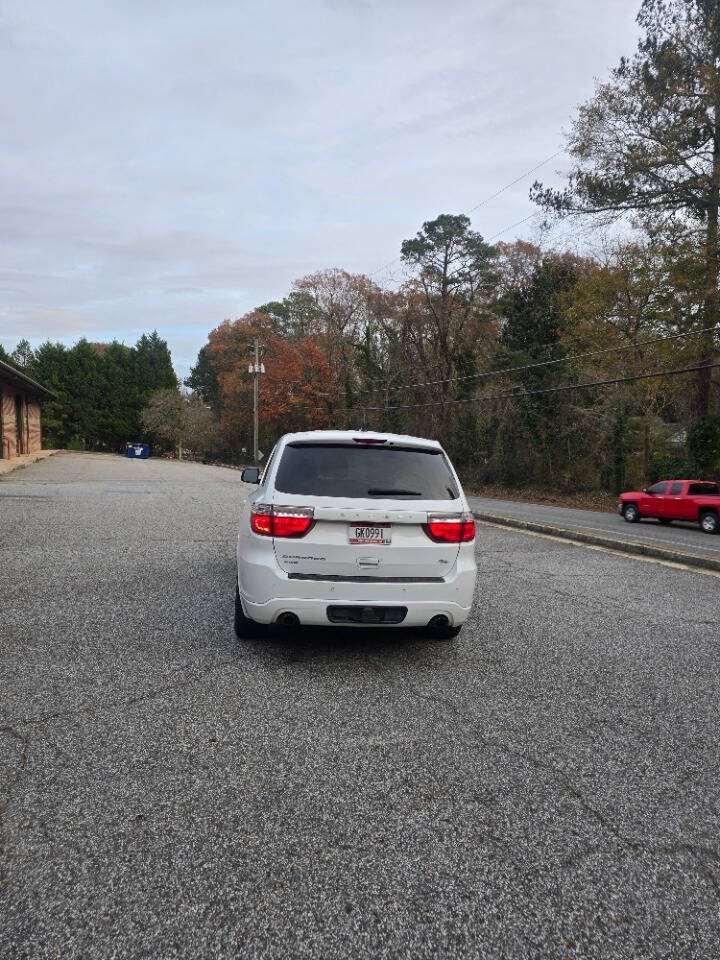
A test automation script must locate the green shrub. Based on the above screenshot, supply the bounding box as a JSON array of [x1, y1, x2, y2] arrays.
[[647, 454, 692, 484], [686, 417, 720, 476]]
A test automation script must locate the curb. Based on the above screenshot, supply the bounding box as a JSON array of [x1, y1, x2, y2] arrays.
[[472, 511, 720, 575], [0, 449, 60, 479]]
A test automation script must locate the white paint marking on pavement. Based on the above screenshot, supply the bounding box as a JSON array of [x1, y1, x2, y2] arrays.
[[535, 521, 719, 555], [475, 519, 720, 581]]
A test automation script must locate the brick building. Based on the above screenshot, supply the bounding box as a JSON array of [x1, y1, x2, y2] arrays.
[[0, 360, 56, 459]]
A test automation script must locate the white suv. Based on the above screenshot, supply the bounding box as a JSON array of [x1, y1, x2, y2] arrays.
[[236, 430, 477, 640]]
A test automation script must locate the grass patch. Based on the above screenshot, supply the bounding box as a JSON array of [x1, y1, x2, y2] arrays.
[[467, 484, 619, 513]]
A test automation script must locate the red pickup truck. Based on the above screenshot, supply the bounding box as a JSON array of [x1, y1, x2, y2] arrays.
[[619, 480, 720, 534]]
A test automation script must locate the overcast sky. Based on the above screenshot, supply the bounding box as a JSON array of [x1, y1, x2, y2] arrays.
[[1, 0, 640, 379]]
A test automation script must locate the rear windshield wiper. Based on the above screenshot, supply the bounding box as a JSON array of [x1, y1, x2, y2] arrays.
[[367, 488, 423, 496]]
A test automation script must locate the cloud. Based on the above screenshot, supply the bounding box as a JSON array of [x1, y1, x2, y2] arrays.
[[0, 0, 640, 378]]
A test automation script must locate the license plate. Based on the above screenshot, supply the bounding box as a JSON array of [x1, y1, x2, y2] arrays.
[[348, 523, 392, 545]]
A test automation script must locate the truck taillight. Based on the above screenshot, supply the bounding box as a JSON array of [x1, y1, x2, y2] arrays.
[[250, 505, 314, 538], [425, 513, 475, 543]]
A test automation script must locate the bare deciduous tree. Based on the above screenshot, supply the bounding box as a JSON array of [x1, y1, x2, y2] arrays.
[[142, 389, 220, 459]]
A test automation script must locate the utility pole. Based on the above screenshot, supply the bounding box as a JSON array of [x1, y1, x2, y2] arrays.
[[248, 339, 265, 466]]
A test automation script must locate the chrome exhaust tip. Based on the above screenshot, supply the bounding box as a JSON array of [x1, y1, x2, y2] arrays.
[[427, 615, 450, 630]]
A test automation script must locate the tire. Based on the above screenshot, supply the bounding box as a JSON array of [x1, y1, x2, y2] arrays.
[[234, 581, 269, 639], [426, 624, 463, 641], [700, 511, 719, 535], [623, 503, 640, 523], [658, 518, 672, 525]]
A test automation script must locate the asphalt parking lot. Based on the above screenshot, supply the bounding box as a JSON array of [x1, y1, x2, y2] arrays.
[[2, 452, 719, 959]]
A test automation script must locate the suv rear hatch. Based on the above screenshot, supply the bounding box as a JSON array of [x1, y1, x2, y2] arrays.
[[268, 441, 468, 581]]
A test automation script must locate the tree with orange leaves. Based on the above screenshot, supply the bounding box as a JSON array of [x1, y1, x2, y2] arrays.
[[205, 311, 337, 451]]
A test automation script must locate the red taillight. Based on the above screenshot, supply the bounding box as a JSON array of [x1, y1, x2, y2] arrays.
[[272, 509, 314, 538], [250, 507, 273, 536], [425, 513, 475, 543], [250, 505, 314, 538]]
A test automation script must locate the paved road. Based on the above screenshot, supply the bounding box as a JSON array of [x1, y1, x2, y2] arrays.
[[2, 453, 719, 959], [469, 495, 720, 559]]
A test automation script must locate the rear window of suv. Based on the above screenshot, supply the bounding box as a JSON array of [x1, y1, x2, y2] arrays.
[[273, 443, 460, 500]]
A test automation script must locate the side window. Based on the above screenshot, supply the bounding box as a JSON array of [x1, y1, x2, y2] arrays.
[[648, 482, 668, 495], [669, 482, 683, 495], [689, 483, 719, 495], [259, 445, 278, 486]]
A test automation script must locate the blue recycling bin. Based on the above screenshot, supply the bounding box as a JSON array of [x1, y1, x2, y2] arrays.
[[125, 442, 150, 459]]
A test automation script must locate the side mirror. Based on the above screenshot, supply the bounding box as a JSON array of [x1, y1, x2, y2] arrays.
[[241, 466, 260, 484], [642, 487, 649, 494]]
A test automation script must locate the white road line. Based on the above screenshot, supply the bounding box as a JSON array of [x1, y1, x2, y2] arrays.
[[476, 519, 720, 580], [545, 522, 718, 555]]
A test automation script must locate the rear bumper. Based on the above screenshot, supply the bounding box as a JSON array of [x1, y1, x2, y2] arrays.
[[242, 594, 474, 628], [238, 540, 477, 627]]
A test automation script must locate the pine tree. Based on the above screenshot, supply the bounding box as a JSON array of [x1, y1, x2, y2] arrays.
[[11, 338, 35, 368], [532, 0, 720, 416]]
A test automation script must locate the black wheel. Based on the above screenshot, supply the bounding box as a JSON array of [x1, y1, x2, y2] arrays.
[[234, 581, 269, 639], [658, 518, 672, 525], [623, 503, 640, 523], [426, 624, 463, 641], [700, 511, 719, 535]]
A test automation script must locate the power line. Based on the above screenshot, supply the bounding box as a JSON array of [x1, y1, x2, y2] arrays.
[[486, 213, 540, 242], [368, 148, 565, 281], [356, 325, 720, 396], [230, 153, 571, 399], [259, 324, 719, 395], [466, 150, 565, 215], [329, 362, 720, 415], [539, 217, 607, 251]]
